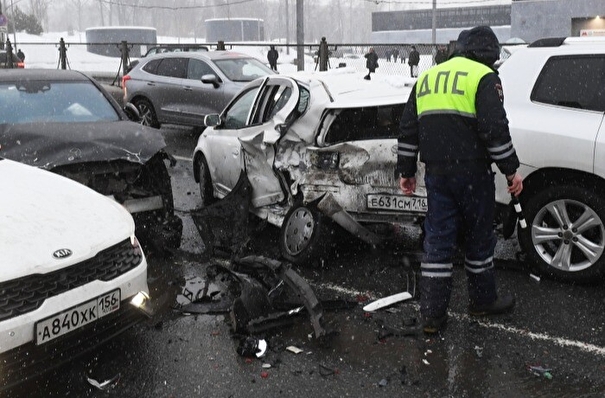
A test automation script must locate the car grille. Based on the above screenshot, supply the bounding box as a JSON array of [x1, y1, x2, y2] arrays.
[[0, 239, 142, 322], [0, 304, 145, 392]]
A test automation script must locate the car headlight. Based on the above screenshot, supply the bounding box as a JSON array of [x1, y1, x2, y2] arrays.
[[311, 152, 339, 170]]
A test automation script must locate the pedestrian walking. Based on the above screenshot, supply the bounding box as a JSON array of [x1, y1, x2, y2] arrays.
[[408, 45, 420, 77], [267, 45, 278, 71], [318, 37, 330, 71], [396, 26, 523, 334], [364, 47, 379, 80], [393, 48, 400, 63]]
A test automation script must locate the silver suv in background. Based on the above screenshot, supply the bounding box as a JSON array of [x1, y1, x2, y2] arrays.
[[496, 36, 605, 283], [122, 51, 275, 128]]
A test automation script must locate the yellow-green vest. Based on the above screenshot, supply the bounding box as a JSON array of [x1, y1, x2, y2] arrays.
[[415, 57, 493, 119]]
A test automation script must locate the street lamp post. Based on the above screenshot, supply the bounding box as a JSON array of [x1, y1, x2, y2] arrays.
[[432, 0, 436, 45], [10, 0, 16, 49]]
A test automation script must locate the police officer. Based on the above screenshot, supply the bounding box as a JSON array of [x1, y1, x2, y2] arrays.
[[396, 26, 523, 334]]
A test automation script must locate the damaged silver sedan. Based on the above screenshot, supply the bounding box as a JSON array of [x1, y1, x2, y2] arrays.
[[0, 70, 182, 254], [193, 73, 426, 264]]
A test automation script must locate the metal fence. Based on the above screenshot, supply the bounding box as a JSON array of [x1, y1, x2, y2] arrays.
[[6, 38, 522, 83]]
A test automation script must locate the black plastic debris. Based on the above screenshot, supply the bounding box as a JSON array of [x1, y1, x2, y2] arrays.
[[237, 336, 268, 358], [376, 317, 421, 339], [190, 171, 252, 256]]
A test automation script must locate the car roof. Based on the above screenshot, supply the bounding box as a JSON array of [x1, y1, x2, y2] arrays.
[[0, 69, 91, 82], [144, 50, 257, 62], [284, 73, 413, 108]]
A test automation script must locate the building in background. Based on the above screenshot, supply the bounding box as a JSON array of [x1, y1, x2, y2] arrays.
[[371, 0, 604, 44], [205, 18, 264, 42], [511, 0, 604, 43], [370, 5, 511, 44]]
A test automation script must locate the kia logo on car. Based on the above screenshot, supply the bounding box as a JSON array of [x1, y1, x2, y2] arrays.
[[52, 249, 72, 259]]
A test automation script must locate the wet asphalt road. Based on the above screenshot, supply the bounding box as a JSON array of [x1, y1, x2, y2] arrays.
[[9, 125, 605, 398]]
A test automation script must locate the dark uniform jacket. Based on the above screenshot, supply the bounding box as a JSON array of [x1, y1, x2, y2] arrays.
[[396, 55, 519, 178]]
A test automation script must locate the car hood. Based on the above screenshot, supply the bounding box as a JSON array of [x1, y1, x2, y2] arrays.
[[0, 121, 166, 169], [0, 159, 135, 282]]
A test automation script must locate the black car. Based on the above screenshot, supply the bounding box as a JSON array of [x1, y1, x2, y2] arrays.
[[0, 69, 182, 254], [0, 50, 24, 68]]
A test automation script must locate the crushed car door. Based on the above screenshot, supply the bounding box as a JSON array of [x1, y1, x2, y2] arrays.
[[238, 77, 301, 208]]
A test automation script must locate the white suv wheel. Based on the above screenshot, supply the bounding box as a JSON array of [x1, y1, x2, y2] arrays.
[[520, 186, 605, 282]]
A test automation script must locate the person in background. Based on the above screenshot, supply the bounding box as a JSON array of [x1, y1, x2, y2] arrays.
[[364, 47, 379, 80], [434, 45, 448, 65], [397, 26, 523, 334], [16, 49, 25, 62], [267, 45, 278, 71], [408, 45, 420, 77]]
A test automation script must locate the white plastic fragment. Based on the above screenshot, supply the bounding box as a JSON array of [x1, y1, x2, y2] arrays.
[[422, 359, 430, 365], [256, 339, 268, 358], [87, 374, 120, 390], [286, 345, 303, 354], [530, 274, 541, 283], [362, 292, 413, 312]]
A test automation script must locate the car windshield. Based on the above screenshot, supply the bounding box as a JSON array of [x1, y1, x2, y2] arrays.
[[0, 81, 119, 124], [213, 58, 273, 82]]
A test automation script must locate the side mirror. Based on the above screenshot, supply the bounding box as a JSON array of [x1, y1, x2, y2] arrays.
[[201, 74, 221, 88], [123, 102, 141, 122], [204, 114, 221, 127]]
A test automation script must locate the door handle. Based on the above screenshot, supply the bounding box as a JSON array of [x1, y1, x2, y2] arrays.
[[147, 82, 156, 86], [184, 86, 193, 91]]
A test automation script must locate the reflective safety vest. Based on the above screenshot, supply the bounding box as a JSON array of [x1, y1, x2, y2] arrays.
[[415, 57, 493, 119]]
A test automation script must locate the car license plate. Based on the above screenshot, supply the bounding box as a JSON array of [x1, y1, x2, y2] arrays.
[[35, 289, 121, 345], [367, 194, 428, 212]]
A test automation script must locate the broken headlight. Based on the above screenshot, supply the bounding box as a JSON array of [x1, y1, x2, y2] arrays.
[[311, 151, 339, 170]]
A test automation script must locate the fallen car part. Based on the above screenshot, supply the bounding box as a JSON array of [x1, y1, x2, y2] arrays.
[[86, 374, 120, 390], [363, 292, 413, 312], [236, 336, 268, 358], [191, 171, 252, 256], [235, 256, 329, 339], [316, 193, 382, 245], [376, 318, 421, 339]]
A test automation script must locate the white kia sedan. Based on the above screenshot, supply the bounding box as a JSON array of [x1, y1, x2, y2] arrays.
[[0, 158, 149, 390], [193, 72, 424, 265]]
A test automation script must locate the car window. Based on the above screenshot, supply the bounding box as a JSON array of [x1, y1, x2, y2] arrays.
[[223, 86, 260, 129], [187, 59, 216, 80], [252, 84, 292, 125], [531, 55, 605, 112], [0, 81, 120, 124], [213, 58, 273, 82], [324, 104, 405, 144], [141, 59, 161, 74], [155, 58, 188, 78]]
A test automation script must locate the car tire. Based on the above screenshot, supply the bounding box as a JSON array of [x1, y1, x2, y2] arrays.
[[198, 155, 216, 207], [518, 186, 605, 283], [133, 98, 160, 128], [279, 202, 332, 266]]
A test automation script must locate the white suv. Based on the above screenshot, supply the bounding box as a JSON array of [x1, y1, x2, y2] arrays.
[[495, 36, 605, 283]]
